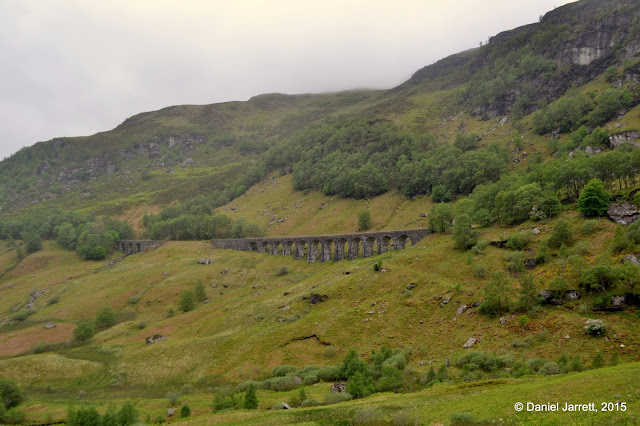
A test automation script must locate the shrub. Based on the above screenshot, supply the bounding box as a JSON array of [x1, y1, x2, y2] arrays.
[[548, 276, 568, 298], [505, 251, 524, 275], [548, 219, 573, 248], [47, 295, 60, 305], [302, 374, 318, 385], [479, 272, 511, 316], [354, 408, 383, 424], [317, 365, 342, 382], [272, 365, 297, 377], [179, 290, 196, 312], [392, 410, 420, 426], [580, 265, 622, 292], [269, 376, 299, 391], [4, 407, 26, 425], [11, 311, 29, 322], [323, 392, 352, 405], [471, 240, 487, 255], [0, 380, 23, 410], [95, 306, 116, 329], [301, 398, 319, 407], [582, 220, 600, 235], [194, 282, 207, 302], [507, 230, 534, 251], [373, 260, 382, 272], [526, 359, 546, 373], [592, 352, 605, 369], [117, 402, 138, 426], [473, 264, 488, 278], [276, 266, 289, 276], [180, 405, 191, 418], [571, 355, 585, 372], [453, 214, 477, 250], [32, 342, 49, 354], [243, 384, 258, 409], [166, 391, 180, 406], [584, 319, 606, 336], [128, 295, 141, 305], [538, 362, 561, 375], [450, 412, 477, 425], [73, 322, 95, 342], [358, 210, 372, 231]]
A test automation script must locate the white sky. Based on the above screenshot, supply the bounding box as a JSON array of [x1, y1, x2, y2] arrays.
[[0, 0, 575, 160]]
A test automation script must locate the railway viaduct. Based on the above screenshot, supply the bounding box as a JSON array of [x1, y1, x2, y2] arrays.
[[210, 228, 429, 263]]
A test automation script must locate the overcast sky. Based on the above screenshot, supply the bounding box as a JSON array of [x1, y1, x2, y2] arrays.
[[0, 0, 575, 160]]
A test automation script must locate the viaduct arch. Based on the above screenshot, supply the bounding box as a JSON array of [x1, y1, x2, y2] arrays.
[[211, 228, 429, 263]]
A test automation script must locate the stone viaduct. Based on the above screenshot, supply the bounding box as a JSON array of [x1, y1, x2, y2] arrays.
[[211, 228, 429, 263], [118, 240, 163, 255]]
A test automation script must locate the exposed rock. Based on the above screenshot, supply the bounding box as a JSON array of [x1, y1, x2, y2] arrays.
[[442, 297, 451, 304], [620, 254, 640, 266], [463, 337, 477, 348], [43, 322, 56, 329], [198, 258, 213, 265], [611, 295, 627, 310], [419, 212, 428, 217], [281, 402, 292, 410], [499, 317, 508, 325], [203, 299, 211, 304], [498, 117, 508, 126], [167, 408, 176, 417], [331, 382, 346, 393], [308, 293, 329, 305], [211, 283, 217, 288], [607, 203, 640, 226], [538, 289, 554, 304], [532, 228, 541, 235], [564, 290, 582, 300], [406, 283, 417, 290], [145, 335, 167, 344], [26, 289, 47, 309], [281, 306, 290, 312], [456, 304, 468, 315], [609, 131, 640, 148], [584, 146, 604, 156]]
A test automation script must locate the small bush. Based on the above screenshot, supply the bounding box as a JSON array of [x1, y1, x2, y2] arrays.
[[584, 319, 606, 336], [95, 306, 116, 329], [32, 342, 49, 354], [471, 240, 487, 255], [269, 376, 299, 391], [11, 311, 29, 322], [4, 408, 26, 425], [473, 264, 487, 278], [505, 251, 524, 274], [571, 355, 585, 372], [354, 408, 383, 424], [301, 398, 319, 407], [194, 282, 207, 302], [166, 391, 180, 406], [548, 219, 573, 248], [373, 260, 382, 272], [582, 220, 600, 235], [276, 266, 289, 276], [47, 295, 60, 305], [272, 365, 297, 377], [236, 381, 261, 393], [392, 410, 420, 426], [323, 392, 352, 405], [526, 358, 546, 373], [73, 322, 95, 342], [179, 290, 196, 312], [0, 379, 24, 410], [128, 295, 141, 305], [450, 412, 477, 425], [592, 352, 605, 369], [507, 231, 534, 251], [548, 276, 568, 298], [302, 374, 318, 385], [358, 210, 372, 231], [538, 362, 561, 375], [180, 405, 191, 418], [317, 365, 342, 382]]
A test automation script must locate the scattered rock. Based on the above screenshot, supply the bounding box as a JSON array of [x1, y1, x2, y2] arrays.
[[406, 283, 417, 290], [442, 297, 451, 304], [331, 383, 346, 393], [203, 299, 211, 304], [611, 295, 627, 310], [564, 290, 582, 300], [456, 304, 468, 315], [281, 402, 292, 410], [308, 293, 329, 305], [620, 254, 640, 266], [211, 283, 217, 288], [584, 146, 604, 156], [532, 227, 541, 235], [463, 337, 477, 348], [538, 289, 554, 304], [419, 212, 428, 217], [607, 203, 640, 226], [145, 335, 167, 344], [281, 306, 290, 312], [565, 335, 570, 339], [499, 317, 508, 325], [167, 408, 176, 417], [499, 116, 508, 126], [43, 322, 56, 329], [198, 258, 213, 265]]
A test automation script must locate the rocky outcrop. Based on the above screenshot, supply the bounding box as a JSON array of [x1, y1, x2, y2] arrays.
[[609, 131, 640, 149], [607, 203, 640, 226]]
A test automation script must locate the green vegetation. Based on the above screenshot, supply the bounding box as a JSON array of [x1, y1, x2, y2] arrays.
[[357, 210, 372, 231]]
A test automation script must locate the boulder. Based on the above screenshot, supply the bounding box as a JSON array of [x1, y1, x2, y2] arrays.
[[167, 408, 176, 417], [406, 283, 417, 290], [43, 322, 56, 329], [611, 295, 627, 310], [442, 297, 451, 304], [456, 304, 468, 315], [538, 289, 554, 303], [620, 254, 640, 265], [607, 203, 640, 226], [532, 228, 541, 235], [145, 335, 167, 344], [198, 258, 213, 265], [463, 337, 477, 348], [331, 382, 346, 393], [564, 290, 582, 300]]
